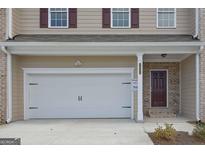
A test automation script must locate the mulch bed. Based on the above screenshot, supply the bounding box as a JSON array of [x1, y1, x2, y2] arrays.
[[148, 131, 205, 145]]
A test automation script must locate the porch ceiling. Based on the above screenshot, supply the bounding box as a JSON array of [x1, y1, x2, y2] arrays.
[[144, 54, 193, 62]]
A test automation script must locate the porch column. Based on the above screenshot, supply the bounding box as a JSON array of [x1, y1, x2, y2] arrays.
[[196, 49, 200, 121], [137, 53, 144, 122]]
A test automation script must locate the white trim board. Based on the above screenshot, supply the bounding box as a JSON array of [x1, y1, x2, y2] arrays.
[[23, 67, 135, 120], [149, 69, 169, 108], [1, 42, 203, 47]]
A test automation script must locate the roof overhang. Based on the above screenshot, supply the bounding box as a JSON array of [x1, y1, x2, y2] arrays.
[[0, 41, 203, 56]]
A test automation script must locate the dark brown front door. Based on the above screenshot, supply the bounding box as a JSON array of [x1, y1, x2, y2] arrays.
[[151, 71, 167, 107]]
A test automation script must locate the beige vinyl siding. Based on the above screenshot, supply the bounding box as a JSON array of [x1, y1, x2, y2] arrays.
[[181, 54, 196, 119], [13, 8, 194, 35], [189, 8, 196, 36], [12, 56, 137, 121], [12, 8, 20, 37]]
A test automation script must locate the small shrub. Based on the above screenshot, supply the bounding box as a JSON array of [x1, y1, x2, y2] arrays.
[[153, 123, 176, 141], [193, 123, 205, 140]]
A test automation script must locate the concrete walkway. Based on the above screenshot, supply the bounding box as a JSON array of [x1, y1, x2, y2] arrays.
[[144, 117, 195, 135], [0, 118, 194, 145]]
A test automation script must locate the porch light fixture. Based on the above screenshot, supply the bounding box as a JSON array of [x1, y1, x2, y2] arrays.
[[161, 54, 167, 58]]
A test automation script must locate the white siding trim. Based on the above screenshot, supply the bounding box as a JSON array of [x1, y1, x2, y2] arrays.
[[8, 8, 13, 39], [179, 62, 182, 114], [136, 53, 144, 122], [196, 52, 200, 121]]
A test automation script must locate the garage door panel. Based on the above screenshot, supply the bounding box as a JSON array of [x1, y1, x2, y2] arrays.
[[28, 73, 131, 118]]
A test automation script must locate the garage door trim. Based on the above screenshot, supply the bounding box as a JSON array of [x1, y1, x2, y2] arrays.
[[23, 68, 135, 120]]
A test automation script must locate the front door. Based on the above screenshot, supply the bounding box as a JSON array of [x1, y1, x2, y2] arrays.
[[151, 71, 167, 107]]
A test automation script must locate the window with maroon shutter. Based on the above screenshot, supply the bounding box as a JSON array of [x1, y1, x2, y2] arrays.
[[40, 8, 48, 28], [131, 8, 139, 28], [103, 8, 139, 29], [102, 8, 110, 28], [69, 8, 77, 28], [41, 8, 77, 28]]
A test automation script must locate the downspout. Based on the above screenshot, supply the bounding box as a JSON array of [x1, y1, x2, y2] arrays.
[[1, 46, 12, 123], [6, 8, 13, 40], [193, 8, 199, 39]]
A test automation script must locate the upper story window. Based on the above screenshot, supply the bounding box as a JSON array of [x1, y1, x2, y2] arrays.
[[48, 8, 68, 28], [157, 8, 176, 28], [111, 8, 131, 28]]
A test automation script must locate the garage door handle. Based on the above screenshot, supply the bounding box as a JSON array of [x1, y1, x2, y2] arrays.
[[122, 82, 131, 84], [29, 107, 38, 109], [78, 96, 82, 101], [29, 83, 39, 85], [121, 106, 131, 108]]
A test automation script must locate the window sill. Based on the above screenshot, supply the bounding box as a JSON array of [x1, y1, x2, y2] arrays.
[[156, 27, 176, 29], [48, 27, 69, 29], [111, 27, 131, 29]]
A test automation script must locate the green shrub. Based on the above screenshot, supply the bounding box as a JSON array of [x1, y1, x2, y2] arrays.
[[153, 123, 176, 141], [193, 123, 205, 140]]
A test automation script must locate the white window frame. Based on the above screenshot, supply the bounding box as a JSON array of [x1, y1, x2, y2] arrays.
[[156, 8, 176, 29], [111, 8, 131, 29], [48, 8, 69, 28]]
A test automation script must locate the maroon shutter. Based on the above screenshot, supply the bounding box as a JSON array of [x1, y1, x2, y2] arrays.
[[69, 8, 77, 28], [131, 8, 139, 28], [102, 8, 110, 28], [40, 8, 48, 28]]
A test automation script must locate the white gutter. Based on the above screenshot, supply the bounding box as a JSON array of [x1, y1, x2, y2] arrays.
[[193, 8, 199, 39], [0, 41, 203, 47], [1, 46, 12, 123], [6, 8, 13, 39]]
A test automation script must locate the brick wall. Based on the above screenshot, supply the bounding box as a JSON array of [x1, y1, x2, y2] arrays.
[[143, 62, 180, 116], [0, 8, 7, 124], [199, 9, 205, 122]]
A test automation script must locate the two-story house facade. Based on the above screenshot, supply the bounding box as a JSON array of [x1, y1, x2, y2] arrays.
[[0, 8, 205, 123]]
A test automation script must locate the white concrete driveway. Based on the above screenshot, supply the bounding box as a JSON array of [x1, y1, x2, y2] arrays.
[[0, 118, 194, 145], [0, 119, 153, 145]]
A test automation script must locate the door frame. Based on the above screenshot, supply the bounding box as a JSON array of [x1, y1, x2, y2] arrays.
[[23, 68, 135, 120], [149, 69, 169, 108]]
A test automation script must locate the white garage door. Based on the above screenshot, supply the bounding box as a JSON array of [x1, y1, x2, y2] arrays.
[[27, 73, 132, 119]]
